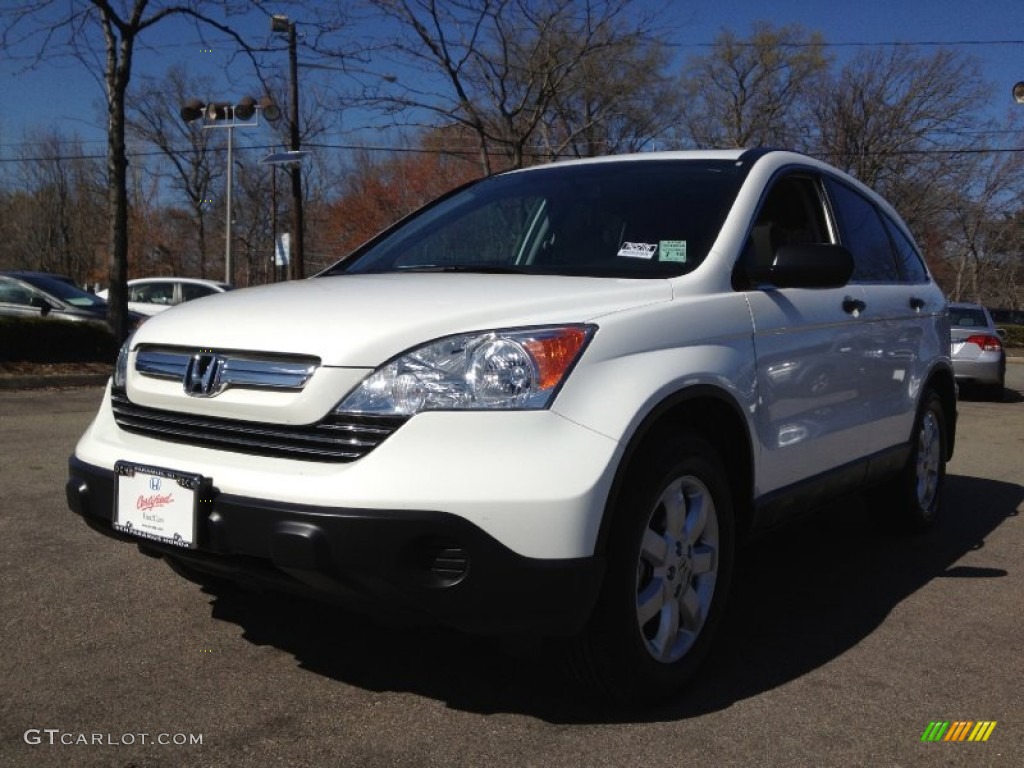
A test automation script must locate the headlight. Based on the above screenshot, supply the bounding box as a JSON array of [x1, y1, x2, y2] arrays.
[[335, 325, 594, 415], [113, 333, 133, 389]]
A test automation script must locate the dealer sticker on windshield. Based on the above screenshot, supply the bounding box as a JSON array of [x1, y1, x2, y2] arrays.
[[617, 242, 658, 259], [114, 462, 201, 548]]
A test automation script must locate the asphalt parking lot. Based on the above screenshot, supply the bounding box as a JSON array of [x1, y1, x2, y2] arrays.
[[1, 367, 1021, 768]]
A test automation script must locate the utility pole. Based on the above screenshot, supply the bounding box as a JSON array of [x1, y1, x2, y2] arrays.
[[274, 15, 305, 280]]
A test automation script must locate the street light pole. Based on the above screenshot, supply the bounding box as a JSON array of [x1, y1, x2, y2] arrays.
[[181, 97, 280, 285], [259, 150, 310, 282], [224, 120, 234, 283]]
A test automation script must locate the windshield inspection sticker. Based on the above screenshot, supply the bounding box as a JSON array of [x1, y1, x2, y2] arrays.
[[617, 242, 658, 259], [660, 240, 687, 262]]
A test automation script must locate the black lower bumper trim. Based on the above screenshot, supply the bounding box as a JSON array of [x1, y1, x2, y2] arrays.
[[67, 456, 603, 636]]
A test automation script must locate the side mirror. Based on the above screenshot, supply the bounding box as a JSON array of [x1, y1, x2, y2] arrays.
[[761, 244, 854, 289], [995, 327, 1006, 339], [29, 295, 54, 317]]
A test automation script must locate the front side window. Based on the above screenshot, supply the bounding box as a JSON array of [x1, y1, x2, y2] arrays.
[[0, 278, 35, 306], [130, 282, 175, 305], [826, 179, 900, 283], [743, 174, 831, 274], [18, 274, 105, 308], [325, 160, 745, 279]]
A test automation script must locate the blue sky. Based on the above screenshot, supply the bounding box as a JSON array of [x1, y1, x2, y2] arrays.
[[2, 0, 1023, 163]]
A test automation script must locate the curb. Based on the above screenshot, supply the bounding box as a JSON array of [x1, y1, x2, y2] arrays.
[[0, 374, 109, 391]]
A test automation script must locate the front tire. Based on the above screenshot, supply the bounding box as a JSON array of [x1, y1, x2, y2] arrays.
[[573, 434, 735, 705]]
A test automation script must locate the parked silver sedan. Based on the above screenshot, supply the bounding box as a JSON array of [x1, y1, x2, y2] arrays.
[[948, 302, 1006, 399]]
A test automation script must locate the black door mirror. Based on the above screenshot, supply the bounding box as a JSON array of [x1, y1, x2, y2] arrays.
[[29, 295, 54, 317], [761, 244, 854, 289]]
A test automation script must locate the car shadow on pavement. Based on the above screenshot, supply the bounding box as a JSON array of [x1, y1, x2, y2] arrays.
[[957, 384, 1023, 404], [202, 473, 1021, 724]]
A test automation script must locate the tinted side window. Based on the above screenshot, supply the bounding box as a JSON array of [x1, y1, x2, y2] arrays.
[[0, 278, 35, 306], [744, 174, 831, 272], [826, 179, 900, 283], [181, 283, 217, 301], [882, 216, 929, 283]]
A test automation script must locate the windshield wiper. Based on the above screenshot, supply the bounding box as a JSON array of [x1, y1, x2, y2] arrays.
[[393, 264, 528, 274]]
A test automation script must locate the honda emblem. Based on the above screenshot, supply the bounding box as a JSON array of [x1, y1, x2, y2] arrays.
[[184, 353, 225, 397]]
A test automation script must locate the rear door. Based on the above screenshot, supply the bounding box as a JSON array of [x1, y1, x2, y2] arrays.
[[823, 178, 943, 455]]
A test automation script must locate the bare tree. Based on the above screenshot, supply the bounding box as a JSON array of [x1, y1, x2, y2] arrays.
[[348, 0, 671, 173], [3, 1, 264, 341], [678, 22, 830, 149], [941, 128, 1024, 304], [0, 129, 105, 282], [810, 46, 989, 192], [128, 66, 226, 280], [808, 44, 1001, 284], [538, 16, 677, 158]]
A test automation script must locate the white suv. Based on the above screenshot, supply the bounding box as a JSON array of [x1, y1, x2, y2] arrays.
[[67, 150, 955, 704]]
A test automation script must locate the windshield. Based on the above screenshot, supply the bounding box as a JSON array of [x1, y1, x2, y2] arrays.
[[20, 274, 108, 309], [325, 160, 744, 279]]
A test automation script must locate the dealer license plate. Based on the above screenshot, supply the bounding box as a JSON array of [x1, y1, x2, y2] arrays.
[[114, 462, 202, 548]]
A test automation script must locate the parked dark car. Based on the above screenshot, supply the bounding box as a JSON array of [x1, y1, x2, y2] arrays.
[[0, 271, 144, 329]]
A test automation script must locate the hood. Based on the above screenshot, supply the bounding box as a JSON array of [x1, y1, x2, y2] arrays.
[[132, 272, 671, 366]]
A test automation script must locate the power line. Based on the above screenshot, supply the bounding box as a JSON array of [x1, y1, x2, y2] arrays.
[[6, 140, 1024, 165], [673, 38, 1024, 49]]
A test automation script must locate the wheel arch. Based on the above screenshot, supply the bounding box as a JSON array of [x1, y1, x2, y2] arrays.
[[924, 364, 957, 460], [595, 385, 755, 555]]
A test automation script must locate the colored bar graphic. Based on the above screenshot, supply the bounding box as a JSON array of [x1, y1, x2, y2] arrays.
[[969, 722, 997, 742], [945, 721, 972, 741], [921, 721, 996, 742]]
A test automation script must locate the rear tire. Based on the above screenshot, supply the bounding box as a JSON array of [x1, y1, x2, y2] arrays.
[[572, 434, 735, 705], [870, 389, 947, 533]]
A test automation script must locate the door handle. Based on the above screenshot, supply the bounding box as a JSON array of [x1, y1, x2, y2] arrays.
[[842, 296, 867, 315], [909, 296, 925, 310]]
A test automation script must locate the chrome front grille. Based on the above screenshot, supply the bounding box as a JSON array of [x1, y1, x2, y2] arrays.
[[110, 389, 407, 462], [135, 346, 318, 395]]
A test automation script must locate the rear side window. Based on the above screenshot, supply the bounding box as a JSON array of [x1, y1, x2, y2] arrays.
[[181, 283, 219, 301], [882, 216, 929, 283], [826, 179, 900, 283]]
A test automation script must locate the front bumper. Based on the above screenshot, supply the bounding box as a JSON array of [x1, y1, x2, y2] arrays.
[[67, 456, 604, 636]]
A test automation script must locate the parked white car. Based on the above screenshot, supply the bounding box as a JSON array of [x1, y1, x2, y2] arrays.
[[67, 149, 956, 704], [97, 277, 232, 316]]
